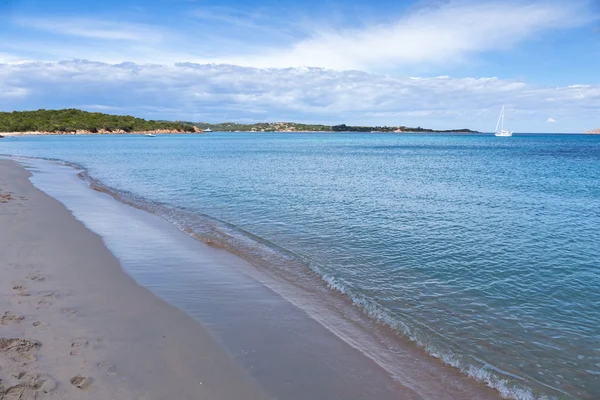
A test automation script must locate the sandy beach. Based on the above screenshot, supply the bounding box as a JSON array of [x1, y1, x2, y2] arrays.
[[0, 148, 508, 400], [0, 159, 270, 399]]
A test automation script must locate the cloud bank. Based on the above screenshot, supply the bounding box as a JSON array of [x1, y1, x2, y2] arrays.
[[1, 61, 598, 132], [222, 0, 591, 71], [2, 1, 593, 72]]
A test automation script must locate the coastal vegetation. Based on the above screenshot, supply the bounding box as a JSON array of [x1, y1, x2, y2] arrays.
[[330, 124, 475, 133], [0, 109, 477, 134], [0, 109, 196, 133], [191, 121, 477, 133], [188, 121, 332, 132]]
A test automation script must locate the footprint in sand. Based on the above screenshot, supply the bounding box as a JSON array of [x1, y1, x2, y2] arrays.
[[36, 299, 53, 310], [26, 274, 46, 282], [70, 375, 93, 389], [12, 285, 30, 297], [0, 338, 40, 352], [0, 373, 57, 398], [69, 338, 88, 356], [60, 308, 78, 320], [38, 290, 57, 298], [0, 191, 15, 203], [32, 321, 47, 328], [0, 338, 40, 362], [33, 374, 57, 394], [1, 312, 24, 325], [98, 361, 117, 376], [0, 384, 37, 400]]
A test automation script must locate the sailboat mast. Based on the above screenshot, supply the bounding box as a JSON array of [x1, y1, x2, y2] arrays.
[[495, 106, 503, 133], [494, 105, 513, 136]]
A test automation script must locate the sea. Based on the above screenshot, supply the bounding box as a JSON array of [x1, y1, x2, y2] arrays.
[[2, 132, 599, 399]]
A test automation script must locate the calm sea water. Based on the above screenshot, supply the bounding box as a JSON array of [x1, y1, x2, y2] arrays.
[[2, 133, 599, 399]]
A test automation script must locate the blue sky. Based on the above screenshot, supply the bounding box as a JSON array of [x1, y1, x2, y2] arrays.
[[1, 0, 599, 132]]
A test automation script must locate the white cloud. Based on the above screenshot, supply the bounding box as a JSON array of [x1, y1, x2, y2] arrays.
[[4, 1, 593, 72], [16, 17, 165, 42], [0, 61, 598, 132], [212, 0, 592, 70], [0, 52, 21, 63], [0, 85, 29, 98], [547, 117, 557, 123]]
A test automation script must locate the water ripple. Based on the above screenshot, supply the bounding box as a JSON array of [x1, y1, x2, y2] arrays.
[[3, 133, 600, 399]]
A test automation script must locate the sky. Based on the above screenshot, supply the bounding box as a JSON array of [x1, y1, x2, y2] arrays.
[[1, 0, 599, 132]]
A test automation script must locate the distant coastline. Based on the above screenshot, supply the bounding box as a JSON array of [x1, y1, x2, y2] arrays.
[[585, 128, 600, 134], [0, 109, 198, 135], [0, 129, 200, 137], [188, 121, 479, 134], [0, 108, 479, 136]]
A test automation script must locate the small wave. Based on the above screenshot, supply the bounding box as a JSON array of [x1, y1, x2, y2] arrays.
[[320, 269, 557, 400], [4, 154, 561, 400]]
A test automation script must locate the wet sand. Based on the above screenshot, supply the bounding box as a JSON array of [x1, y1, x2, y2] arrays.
[[0, 159, 270, 399], [1, 157, 502, 400]]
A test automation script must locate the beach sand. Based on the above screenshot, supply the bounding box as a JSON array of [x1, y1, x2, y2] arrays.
[[0, 159, 270, 399]]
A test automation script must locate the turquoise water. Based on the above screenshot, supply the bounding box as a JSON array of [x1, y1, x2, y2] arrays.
[[2, 133, 599, 399]]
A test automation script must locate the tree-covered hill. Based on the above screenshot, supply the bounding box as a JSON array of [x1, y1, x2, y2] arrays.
[[0, 108, 478, 134], [189, 121, 332, 132], [0, 109, 196, 133], [190, 121, 477, 133]]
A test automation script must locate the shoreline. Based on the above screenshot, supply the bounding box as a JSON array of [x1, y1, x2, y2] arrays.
[[0, 130, 482, 137], [0, 129, 203, 137], [62, 159, 508, 400], [2, 155, 505, 400], [0, 159, 270, 399], [1, 135, 596, 399]]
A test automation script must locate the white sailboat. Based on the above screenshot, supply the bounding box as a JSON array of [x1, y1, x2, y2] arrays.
[[494, 106, 513, 137]]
